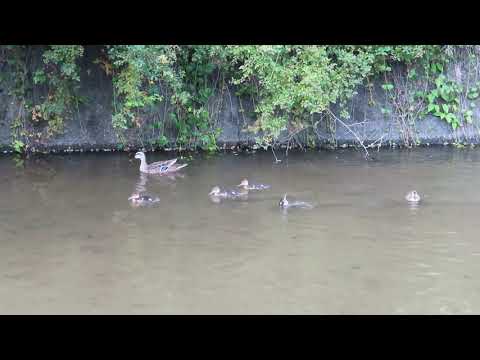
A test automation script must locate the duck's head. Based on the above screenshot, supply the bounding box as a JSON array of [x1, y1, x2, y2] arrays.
[[209, 186, 221, 196], [237, 179, 249, 188], [134, 151, 145, 160], [279, 194, 288, 208]]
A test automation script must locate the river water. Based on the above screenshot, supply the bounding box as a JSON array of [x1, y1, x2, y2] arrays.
[[1, 148, 480, 314]]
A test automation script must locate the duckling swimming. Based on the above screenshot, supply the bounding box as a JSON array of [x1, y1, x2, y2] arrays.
[[237, 179, 271, 191], [279, 194, 314, 209], [405, 190, 421, 204], [128, 193, 160, 207], [279, 194, 288, 208], [209, 186, 248, 202]]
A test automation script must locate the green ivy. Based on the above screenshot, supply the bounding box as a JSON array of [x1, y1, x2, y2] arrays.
[[425, 74, 462, 129], [108, 45, 225, 150], [32, 45, 84, 136], [1, 45, 479, 151], [0, 45, 85, 148]]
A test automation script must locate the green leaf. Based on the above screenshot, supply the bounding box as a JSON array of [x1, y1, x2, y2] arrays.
[[435, 77, 444, 88], [440, 89, 453, 102], [33, 70, 47, 85], [407, 68, 417, 79], [382, 83, 394, 91], [414, 91, 425, 99], [464, 110, 474, 124], [442, 104, 449, 113], [427, 93, 436, 103], [467, 91, 479, 100], [446, 113, 458, 125]]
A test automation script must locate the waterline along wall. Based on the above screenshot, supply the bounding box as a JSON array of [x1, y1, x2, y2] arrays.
[[1, 46, 480, 154]]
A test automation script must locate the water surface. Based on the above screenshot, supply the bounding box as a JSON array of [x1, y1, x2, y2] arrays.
[[1, 148, 480, 314]]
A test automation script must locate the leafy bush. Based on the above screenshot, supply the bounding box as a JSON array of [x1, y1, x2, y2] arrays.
[[1, 45, 479, 151]]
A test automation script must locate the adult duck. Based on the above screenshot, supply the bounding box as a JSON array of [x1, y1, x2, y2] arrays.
[[134, 151, 187, 174]]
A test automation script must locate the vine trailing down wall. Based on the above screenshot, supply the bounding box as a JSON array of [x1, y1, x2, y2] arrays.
[[1, 45, 480, 155]]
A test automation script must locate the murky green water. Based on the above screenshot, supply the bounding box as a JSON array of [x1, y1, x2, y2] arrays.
[[1, 148, 480, 314]]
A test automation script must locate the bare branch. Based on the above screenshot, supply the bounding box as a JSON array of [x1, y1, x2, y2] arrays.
[[327, 109, 370, 159], [271, 146, 281, 163], [365, 134, 386, 150]]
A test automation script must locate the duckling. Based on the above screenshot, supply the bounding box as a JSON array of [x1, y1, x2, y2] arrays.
[[128, 193, 160, 207], [279, 194, 289, 208], [237, 179, 271, 191], [134, 151, 187, 174], [279, 194, 313, 209], [209, 186, 247, 200], [209, 186, 241, 198], [405, 190, 421, 203]]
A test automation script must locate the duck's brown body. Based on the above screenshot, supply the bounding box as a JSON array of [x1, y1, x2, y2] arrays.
[[134, 152, 187, 174]]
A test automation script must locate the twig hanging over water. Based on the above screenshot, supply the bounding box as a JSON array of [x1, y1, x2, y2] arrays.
[[271, 146, 281, 163], [366, 134, 386, 151], [327, 109, 370, 159]]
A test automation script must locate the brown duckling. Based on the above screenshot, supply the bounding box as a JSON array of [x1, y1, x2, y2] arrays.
[[128, 193, 160, 207], [237, 179, 271, 191]]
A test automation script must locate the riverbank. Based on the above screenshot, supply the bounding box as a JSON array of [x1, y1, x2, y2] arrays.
[[2, 46, 480, 154]]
